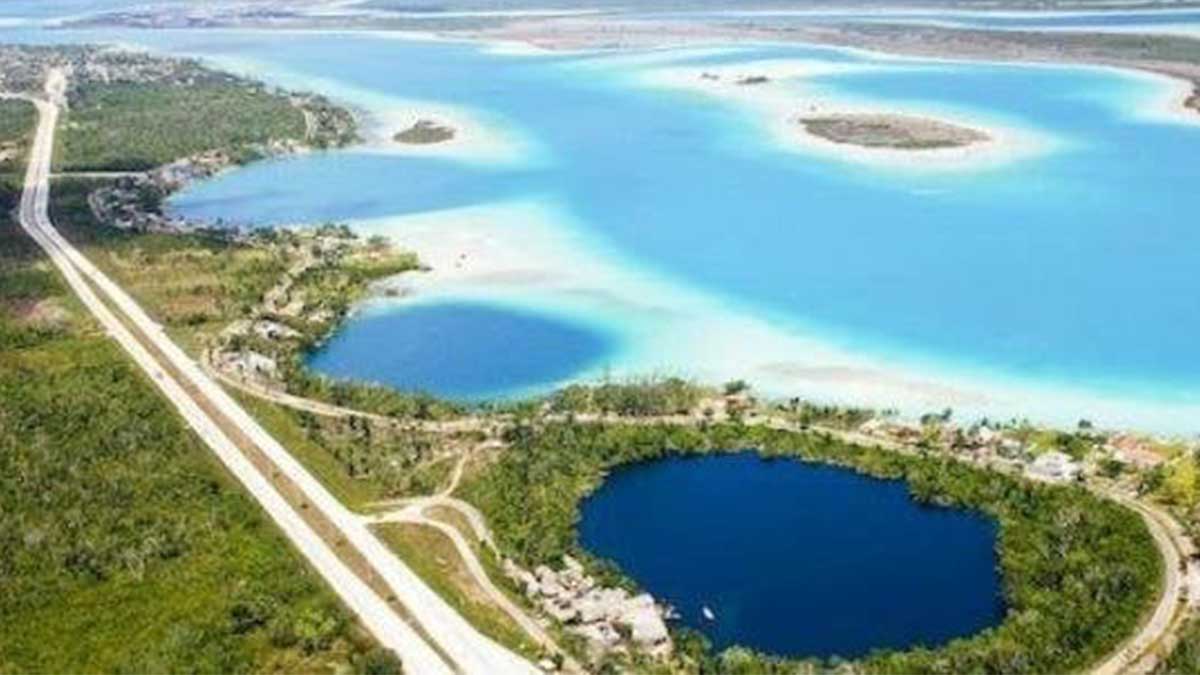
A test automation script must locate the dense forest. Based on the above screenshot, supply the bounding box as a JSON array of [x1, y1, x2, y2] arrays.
[[461, 421, 1163, 674], [0, 98, 35, 175], [58, 81, 308, 171], [0, 107, 396, 673]]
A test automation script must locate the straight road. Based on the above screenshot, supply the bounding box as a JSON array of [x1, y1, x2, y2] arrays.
[[15, 70, 537, 675]]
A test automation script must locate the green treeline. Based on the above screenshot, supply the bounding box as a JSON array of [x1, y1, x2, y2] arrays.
[[548, 377, 708, 417], [461, 421, 1162, 674], [58, 81, 307, 171], [0, 180, 396, 672], [1159, 617, 1200, 674], [0, 98, 35, 174]]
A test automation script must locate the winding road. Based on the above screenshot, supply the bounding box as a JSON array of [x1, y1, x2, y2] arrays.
[[14, 70, 537, 675]]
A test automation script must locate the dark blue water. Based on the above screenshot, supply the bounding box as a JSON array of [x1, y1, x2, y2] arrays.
[[579, 453, 1004, 659], [306, 301, 614, 399]]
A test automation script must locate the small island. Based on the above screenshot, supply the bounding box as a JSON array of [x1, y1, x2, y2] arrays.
[[798, 113, 989, 150], [393, 119, 456, 145]]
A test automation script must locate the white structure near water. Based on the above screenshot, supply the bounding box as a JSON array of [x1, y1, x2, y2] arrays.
[[1025, 451, 1082, 483]]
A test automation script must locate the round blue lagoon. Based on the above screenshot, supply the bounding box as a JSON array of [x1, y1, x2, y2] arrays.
[[579, 453, 1004, 659], [306, 301, 613, 400]]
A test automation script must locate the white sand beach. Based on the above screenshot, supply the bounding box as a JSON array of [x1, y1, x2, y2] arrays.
[[350, 198, 1200, 434], [634, 59, 1053, 171]]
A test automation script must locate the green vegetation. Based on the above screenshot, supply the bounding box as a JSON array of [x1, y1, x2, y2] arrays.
[[0, 180, 394, 672], [776, 397, 879, 430], [0, 98, 36, 174], [1159, 616, 1200, 674], [48, 177, 289, 351], [375, 523, 541, 660], [237, 393, 457, 509], [461, 421, 1162, 674], [34, 46, 356, 172], [285, 370, 465, 420], [48, 179, 458, 423], [548, 377, 708, 417], [59, 81, 305, 171]]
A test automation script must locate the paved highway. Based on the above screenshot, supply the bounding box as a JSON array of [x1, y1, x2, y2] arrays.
[[16, 70, 537, 675]]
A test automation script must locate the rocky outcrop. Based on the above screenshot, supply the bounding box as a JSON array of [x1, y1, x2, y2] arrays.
[[506, 555, 673, 659], [394, 119, 456, 145]]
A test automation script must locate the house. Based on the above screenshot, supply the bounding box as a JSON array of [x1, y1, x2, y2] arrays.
[[1107, 433, 1166, 470], [1026, 451, 1081, 483]]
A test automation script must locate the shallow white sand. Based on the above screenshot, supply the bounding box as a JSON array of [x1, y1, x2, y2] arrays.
[[362, 97, 541, 165], [350, 198, 1200, 434], [1118, 68, 1200, 127], [632, 58, 1054, 172], [188, 38, 1200, 433], [191, 51, 544, 167]]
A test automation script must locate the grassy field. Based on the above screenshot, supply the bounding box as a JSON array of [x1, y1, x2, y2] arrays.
[[237, 392, 468, 510], [236, 393, 390, 509], [374, 522, 542, 661], [57, 81, 307, 171], [48, 177, 289, 352], [0, 174, 397, 672]]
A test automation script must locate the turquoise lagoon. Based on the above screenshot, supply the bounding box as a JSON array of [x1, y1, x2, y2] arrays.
[[9, 25, 1200, 428]]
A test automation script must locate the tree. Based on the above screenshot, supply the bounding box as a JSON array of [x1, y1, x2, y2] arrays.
[[1163, 457, 1198, 507]]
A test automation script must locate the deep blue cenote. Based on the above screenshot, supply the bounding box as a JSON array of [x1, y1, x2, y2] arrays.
[[578, 453, 1004, 658]]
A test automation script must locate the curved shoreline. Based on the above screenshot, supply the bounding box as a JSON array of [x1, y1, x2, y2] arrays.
[[347, 198, 1200, 435], [16, 28, 1190, 672], [630, 58, 1046, 171], [160, 34, 1200, 434], [578, 451, 1005, 659], [460, 417, 1167, 672]]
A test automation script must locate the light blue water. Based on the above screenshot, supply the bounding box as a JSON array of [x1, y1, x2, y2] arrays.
[[6, 17, 1200, 421], [155, 33, 1200, 403], [664, 8, 1200, 31], [307, 301, 615, 399], [579, 453, 1004, 658]]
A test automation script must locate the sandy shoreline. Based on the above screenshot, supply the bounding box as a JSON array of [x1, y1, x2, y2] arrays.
[[632, 58, 1050, 171], [162, 28, 1200, 433], [298, 33, 1199, 432], [349, 198, 1200, 434], [467, 16, 1200, 122]]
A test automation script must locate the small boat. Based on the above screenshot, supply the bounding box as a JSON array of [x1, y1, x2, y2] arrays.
[[702, 605, 716, 621]]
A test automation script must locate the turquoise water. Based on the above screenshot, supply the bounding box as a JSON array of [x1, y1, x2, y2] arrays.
[[166, 35, 1200, 409], [7, 17, 1200, 426], [579, 453, 1004, 658]]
